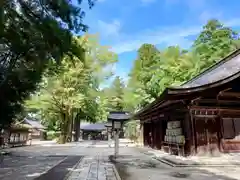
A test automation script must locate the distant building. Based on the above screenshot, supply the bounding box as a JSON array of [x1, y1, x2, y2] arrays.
[[80, 123, 107, 140], [23, 118, 46, 140], [2, 118, 46, 147]]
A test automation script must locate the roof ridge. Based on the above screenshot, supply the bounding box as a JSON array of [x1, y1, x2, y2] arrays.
[[181, 48, 240, 87]]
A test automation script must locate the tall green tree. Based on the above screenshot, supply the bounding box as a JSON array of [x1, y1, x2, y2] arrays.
[[105, 76, 125, 111], [0, 0, 95, 128], [126, 19, 240, 114], [193, 19, 240, 69], [127, 43, 160, 109], [25, 35, 117, 143]]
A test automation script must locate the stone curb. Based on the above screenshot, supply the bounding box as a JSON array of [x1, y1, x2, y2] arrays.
[[155, 156, 240, 167], [112, 162, 122, 180], [142, 152, 240, 168], [108, 155, 123, 180]]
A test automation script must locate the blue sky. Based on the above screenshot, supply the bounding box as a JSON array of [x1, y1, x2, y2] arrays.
[[80, 0, 240, 85]]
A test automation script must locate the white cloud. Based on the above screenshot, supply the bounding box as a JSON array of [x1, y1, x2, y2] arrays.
[[98, 20, 121, 37], [164, 0, 207, 11], [110, 64, 129, 82], [185, 0, 206, 10], [225, 19, 240, 27], [199, 11, 222, 23], [141, 0, 156, 4], [109, 18, 240, 54], [97, 0, 107, 2], [164, 0, 180, 5], [111, 26, 200, 54]]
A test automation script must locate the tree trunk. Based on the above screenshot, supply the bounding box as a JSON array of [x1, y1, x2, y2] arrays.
[[66, 110, 73, 142], [74, 114, 81, 142], [59, 112, 69, 144]]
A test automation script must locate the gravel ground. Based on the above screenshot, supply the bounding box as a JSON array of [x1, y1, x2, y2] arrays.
[[0, 141, 239, 180]]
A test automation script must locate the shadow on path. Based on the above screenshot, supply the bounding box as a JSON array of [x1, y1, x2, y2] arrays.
[[109, 154, 240, 180], [34, 156, 83, 180], [109, 155, 131, 180]]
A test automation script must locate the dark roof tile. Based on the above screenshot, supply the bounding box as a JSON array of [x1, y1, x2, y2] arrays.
[[24, 118, 45, 129], [179, 49, 240, 89], [80, 123, 106, 131], [107, 112, 130, 121]]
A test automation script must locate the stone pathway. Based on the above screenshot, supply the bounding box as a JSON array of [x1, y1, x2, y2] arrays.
[[66, 155, 120, 180], [0, 155, 65, 180]]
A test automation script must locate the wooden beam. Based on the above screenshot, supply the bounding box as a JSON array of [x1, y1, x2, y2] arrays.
[[194, 114, 218, 118], [196, 99, 240, 105], [139, 100, 186, 118], [219, 92, 240, 98], [141, 103, 187, 118], [190, 105, 240, 113], [140, 108, 187, 123]]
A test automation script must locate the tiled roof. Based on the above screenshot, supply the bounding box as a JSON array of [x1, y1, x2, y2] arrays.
[[107, 111, 131, 121], [80, 123, 106, 131], [178, 49, 240, 89], [24, 118, 45, 129]]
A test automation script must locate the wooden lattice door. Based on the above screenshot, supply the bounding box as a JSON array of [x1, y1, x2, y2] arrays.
[[195, 118, 219, 155]]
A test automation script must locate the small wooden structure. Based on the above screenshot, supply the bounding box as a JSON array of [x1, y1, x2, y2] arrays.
[[1, 118, 46, 147], [134, 49, 240, 156], [80, 123, 107, 140], [4, 124, 30, 147], [108, 111, 131, 138], [23, 118, 46, 140], [108, 111, 130, 157]]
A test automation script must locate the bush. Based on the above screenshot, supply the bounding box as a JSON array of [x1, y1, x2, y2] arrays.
[[47, 131, 60, 140], [124, 120, 139, 143]]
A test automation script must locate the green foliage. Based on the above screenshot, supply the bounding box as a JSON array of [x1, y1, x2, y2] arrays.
[[125, 19, 240, 113], [0, 0, 94, 128], [124, 120, 139, 142], [25, 35, 117, 142], [103, 76, 125, 112], [46, 131, 60, 140], [193, 19, 239, 67]]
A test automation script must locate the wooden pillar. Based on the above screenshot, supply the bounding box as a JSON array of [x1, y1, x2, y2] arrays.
[[151, 121, 154, 148], [189, 109, 197, 155], [147, 123, 150, 147], [138, 122, 144, 146], [146, 123, 149, 146], [183, 112, 192, 156], [143, 122, 147, 146], [152, 121, 155, 148], [153, 121, 158, 149], [156, 121, 162, 149]]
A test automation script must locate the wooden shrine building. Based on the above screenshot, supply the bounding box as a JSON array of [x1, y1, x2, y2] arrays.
[[80, 123, 107, 140], [134, 49, 240, 156]]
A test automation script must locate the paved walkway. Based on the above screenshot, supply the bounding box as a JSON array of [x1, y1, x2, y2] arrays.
[[0, 155, 65, 180], [40, 140, 136, 148], [0, 154, 119, 180], [2, 143, 240, 180], [66, 155, 120, 180]]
